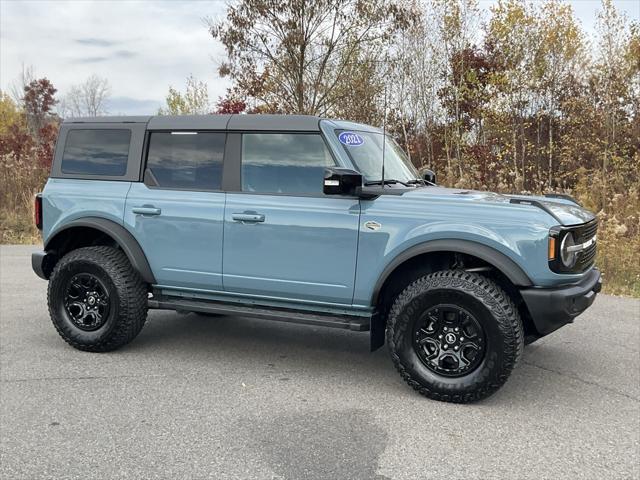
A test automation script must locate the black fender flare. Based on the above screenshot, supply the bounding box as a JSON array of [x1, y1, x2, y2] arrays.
[[371, 239, 533, 306], [369, 239, 532, 351], [45, 217, 156, 284]]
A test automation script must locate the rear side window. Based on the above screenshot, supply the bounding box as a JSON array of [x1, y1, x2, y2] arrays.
[[145, 132, 225, 190], [61, 129, 131, 176], [242, 133, 335, 195]]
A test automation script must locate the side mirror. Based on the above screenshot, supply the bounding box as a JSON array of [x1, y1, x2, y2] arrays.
[[323, 167, 363, 196], [422, 169, 436, 185]]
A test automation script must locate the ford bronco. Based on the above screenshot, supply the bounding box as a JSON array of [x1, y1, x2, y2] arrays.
[[32, 114, 601, 403]]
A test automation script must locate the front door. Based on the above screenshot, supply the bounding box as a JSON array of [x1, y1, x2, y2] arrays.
[[124, 130, 226, 290], [223, 132, 360, 305]]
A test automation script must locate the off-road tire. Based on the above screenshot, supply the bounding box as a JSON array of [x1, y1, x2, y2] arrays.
[[386, 270, 523, 403], [48, 246, 148, 352]]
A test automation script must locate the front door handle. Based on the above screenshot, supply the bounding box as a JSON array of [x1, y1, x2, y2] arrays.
[[132, 206, 162, 216], [232, 212, 265, 223]]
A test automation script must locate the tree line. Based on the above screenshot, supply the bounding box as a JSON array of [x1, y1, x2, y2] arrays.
[[205, 0, 638, 203], [200, 0, 638, 295], [0, 0, 638, 294]]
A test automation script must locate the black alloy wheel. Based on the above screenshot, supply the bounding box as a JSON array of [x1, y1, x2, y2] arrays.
[[413, 304, 486, 377], [48, 246, 148, 352], [63, 273, 110, 331], [386, 270, 524, 403]]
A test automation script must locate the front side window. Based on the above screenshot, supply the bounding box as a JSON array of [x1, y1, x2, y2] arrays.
[[61, 129, 131, 176], [146, 132, 225, 190], [336, 130, 420, 184], [242, 133, 335, 195]]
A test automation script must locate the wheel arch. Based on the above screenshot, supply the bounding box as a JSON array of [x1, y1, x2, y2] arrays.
[[372, 239, 532, 306], [44, 217, 156, 284], [369, 240, 533, 351]]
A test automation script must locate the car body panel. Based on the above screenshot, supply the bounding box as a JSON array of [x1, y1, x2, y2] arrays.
[[222, 193, 361, 304], [124, 182, 225, 290], [42, 178, 132, 242], [39, 115, 599, 329], [352, 190, 590, 304]]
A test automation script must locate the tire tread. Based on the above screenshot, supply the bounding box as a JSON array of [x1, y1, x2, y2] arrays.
[[386, 269, 523, 403], [47, 246, 148, 352]]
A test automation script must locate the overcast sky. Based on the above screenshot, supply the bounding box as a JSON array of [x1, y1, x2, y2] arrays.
[[1, 0, 638, 116]]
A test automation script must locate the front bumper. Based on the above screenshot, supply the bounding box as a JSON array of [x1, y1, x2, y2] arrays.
[[32, 250, 57, 280], [520, 268, 602, 337]]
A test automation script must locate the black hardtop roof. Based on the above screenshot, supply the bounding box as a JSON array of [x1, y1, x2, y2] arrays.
[[63, 114, 323, 132]]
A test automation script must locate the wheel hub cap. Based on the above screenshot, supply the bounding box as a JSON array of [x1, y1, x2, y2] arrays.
[[63, 274, 110, 331], [413, 304, 486, 377]]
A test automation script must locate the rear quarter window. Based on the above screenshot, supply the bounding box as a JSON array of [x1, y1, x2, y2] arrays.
[[61, 129, 131, 176]]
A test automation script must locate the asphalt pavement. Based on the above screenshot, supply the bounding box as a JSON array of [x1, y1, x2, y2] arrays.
[[1, 245, 639, 479]]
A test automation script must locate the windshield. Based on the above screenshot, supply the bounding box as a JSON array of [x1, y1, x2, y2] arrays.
[[335, 130, 420, 183]]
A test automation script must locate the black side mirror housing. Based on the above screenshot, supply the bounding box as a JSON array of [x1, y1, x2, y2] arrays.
[[422, 169, 437, 185], [323, 167, 363, 196]]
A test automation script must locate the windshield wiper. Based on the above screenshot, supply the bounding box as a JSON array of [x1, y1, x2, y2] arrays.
[[406, 179, 427, 186], [364, 179, 411, 187]]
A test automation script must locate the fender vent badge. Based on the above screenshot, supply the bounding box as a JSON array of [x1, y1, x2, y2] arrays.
[[364, 221, 382, 231]]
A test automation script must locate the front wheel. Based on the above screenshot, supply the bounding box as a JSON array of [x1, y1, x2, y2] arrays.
[[386, 270, 523, 403]]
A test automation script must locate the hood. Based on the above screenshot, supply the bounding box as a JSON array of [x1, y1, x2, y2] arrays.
[[403, 186, 595, 226]]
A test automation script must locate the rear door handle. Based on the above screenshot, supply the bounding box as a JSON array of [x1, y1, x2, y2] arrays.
[[132, 206, 162, 216], [232, 212, 265, 223]]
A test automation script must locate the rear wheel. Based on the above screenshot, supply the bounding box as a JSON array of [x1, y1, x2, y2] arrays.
[[48, 246, 148, 352], [386, 270, 523, 403]]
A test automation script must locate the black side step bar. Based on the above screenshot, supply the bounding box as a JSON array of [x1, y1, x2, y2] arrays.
[[148, 296, 370, 332]]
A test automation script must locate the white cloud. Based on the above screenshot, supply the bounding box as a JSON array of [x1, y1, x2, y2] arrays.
[[2, 0, 638, 115], [0, 0, 230, 114]]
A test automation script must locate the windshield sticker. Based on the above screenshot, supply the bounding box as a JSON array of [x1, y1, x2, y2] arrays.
[[338, 131, 364, 147]]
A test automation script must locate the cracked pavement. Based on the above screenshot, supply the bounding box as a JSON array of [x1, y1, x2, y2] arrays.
[[1, 245, 639, 479]]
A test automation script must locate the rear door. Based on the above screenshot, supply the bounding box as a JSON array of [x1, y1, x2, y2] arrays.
[[124, 130, 226, 290], [222, 132, 360, 305]]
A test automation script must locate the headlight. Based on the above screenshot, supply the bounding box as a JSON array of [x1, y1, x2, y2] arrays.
[[560, 232, 577, 268]]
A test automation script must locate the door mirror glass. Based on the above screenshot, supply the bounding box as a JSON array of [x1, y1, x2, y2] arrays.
[[422, 169, 437, 185], [323, 167, 362, 196]]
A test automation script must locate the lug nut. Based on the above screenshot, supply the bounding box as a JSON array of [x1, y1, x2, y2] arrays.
[[454, 327, 459, 332], [454, 346, 459, 351], [438, 334, 442, 339], [460, 337, 465, 341], [443, 344, 448, 350]]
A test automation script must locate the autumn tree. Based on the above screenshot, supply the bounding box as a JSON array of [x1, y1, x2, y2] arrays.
[[532, 0, 585, 188], [0, 91, 31, 161], [215, 93, 247, 114], [485, 0, 538, 186], [23, 78, 57, 140], [588, 0, 639, 206], [158, 75, 211, 115], [387, 2, 445, 168], [60, 75, 111, 118], [0, 92, 21, 136], [9, 64, 35, 108], [433, 0, 483, 177], [208, 0, 409, 116]]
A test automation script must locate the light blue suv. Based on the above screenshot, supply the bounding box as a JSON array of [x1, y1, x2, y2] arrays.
[[33, 114, 601, 403]]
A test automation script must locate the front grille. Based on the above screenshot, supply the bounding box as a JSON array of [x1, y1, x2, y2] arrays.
[[577, 240, 597, 270], [549, 219, 598, 273], [574, 219, 598, 271], [575, 220, 598, 243]]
